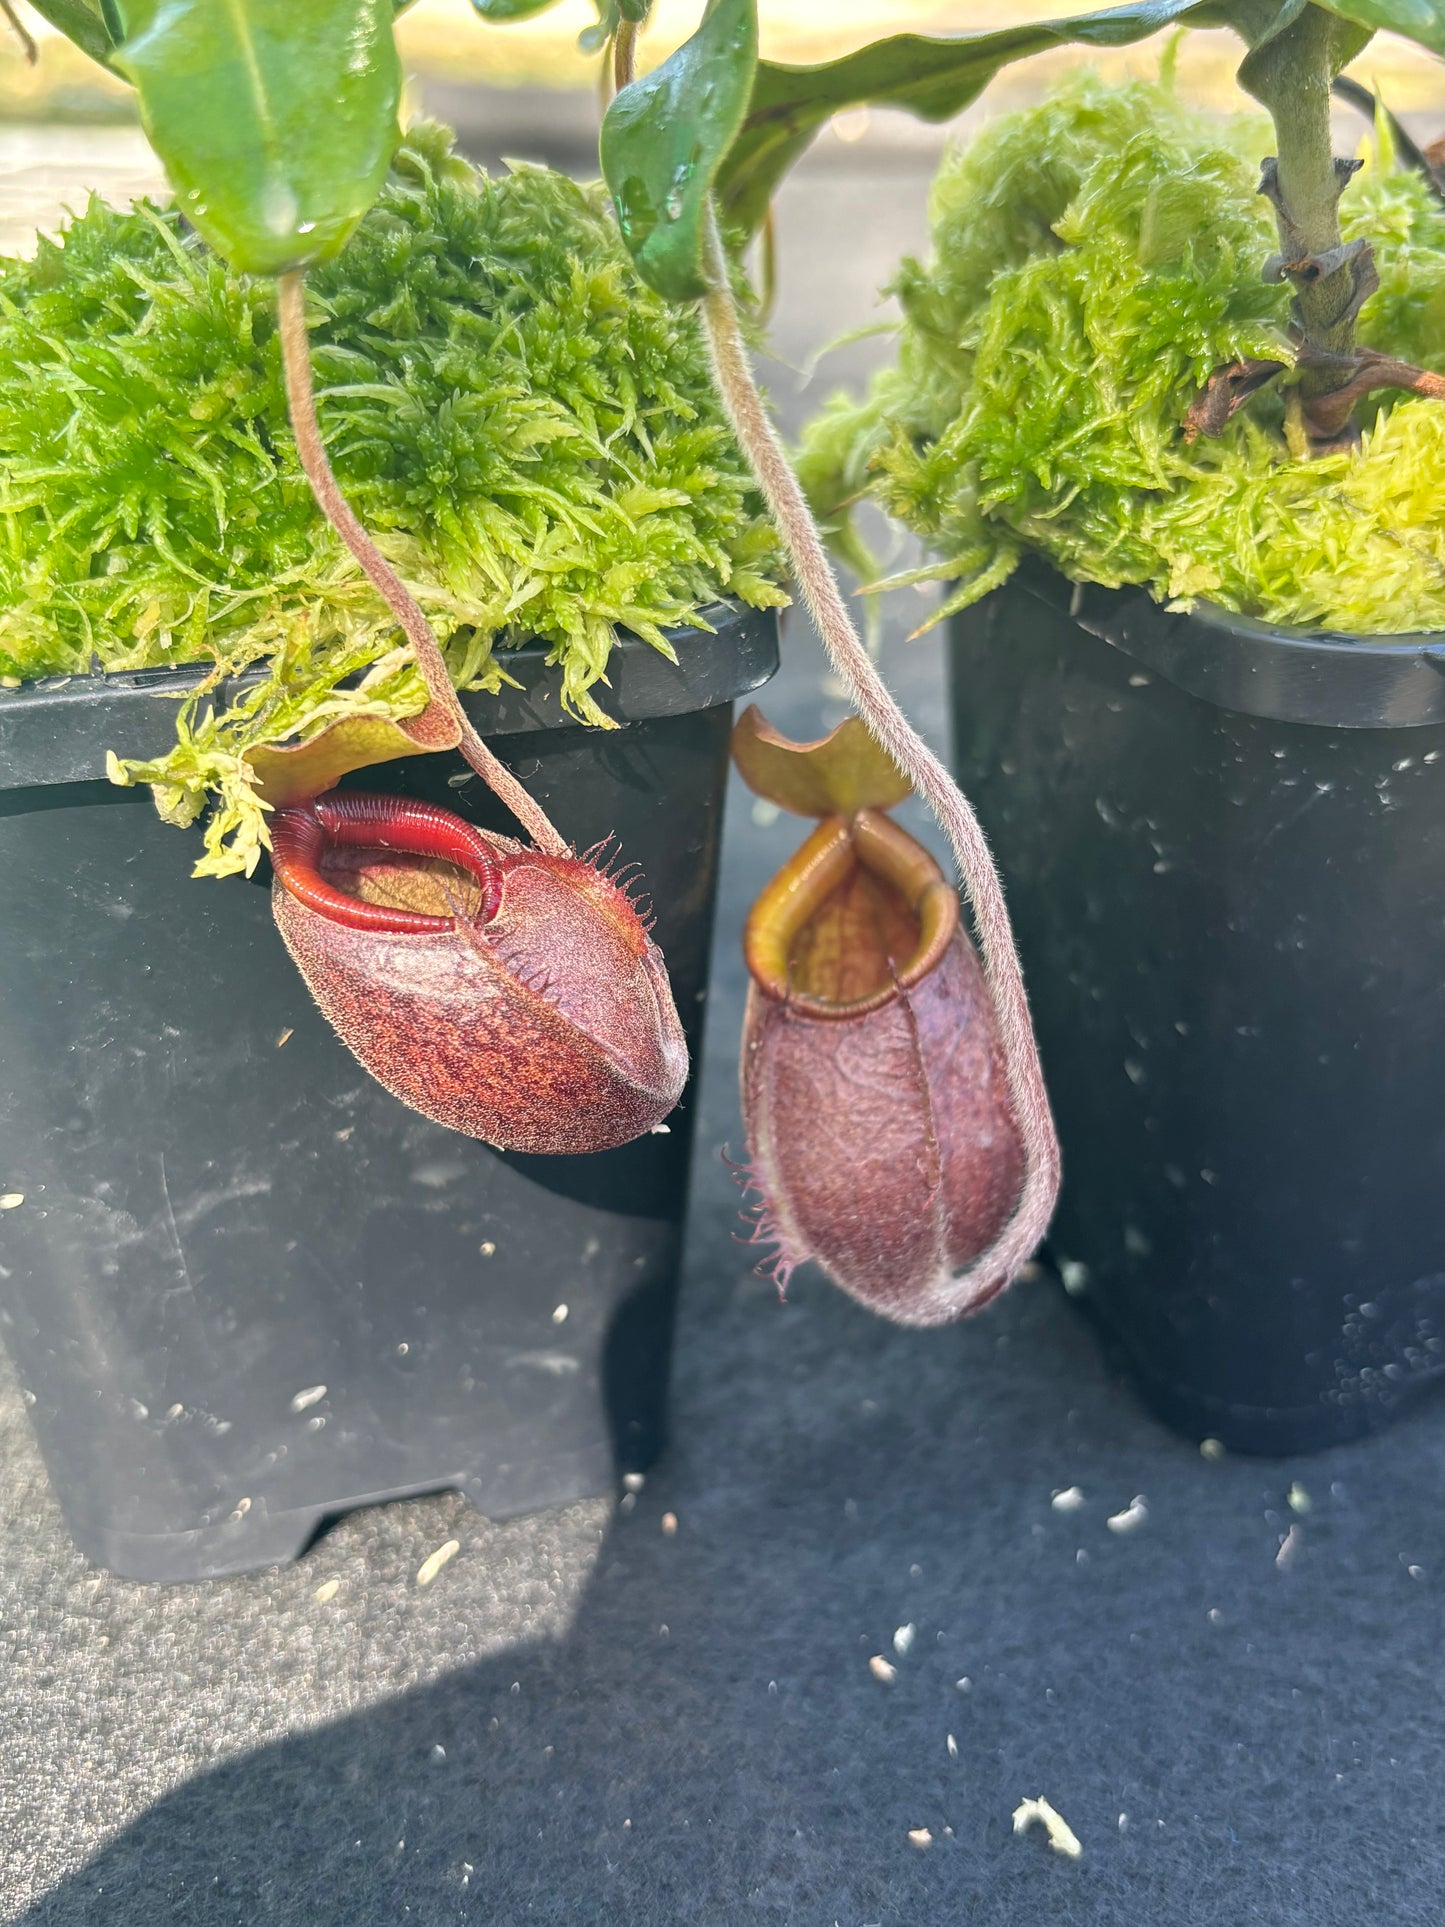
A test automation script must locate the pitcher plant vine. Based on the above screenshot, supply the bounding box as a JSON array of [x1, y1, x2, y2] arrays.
[[10, 0, 1445, 1319]]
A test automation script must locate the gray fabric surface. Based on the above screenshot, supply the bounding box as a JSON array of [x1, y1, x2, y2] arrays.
[[4, 117, 1445, 1927]]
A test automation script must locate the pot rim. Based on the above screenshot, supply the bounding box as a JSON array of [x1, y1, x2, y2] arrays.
[[1015, 558, 1445, 730], [0, 599, 780, 793]]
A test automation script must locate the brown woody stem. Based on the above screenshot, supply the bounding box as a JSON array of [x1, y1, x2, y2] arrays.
[[1291, 345, 1445, 441], [613, 17, 638, 92], [1183, 357, 1288, 440], [276, 272, 567, 856], [698, 207, 1060, 1319], [1187, 344, 1445, 446]]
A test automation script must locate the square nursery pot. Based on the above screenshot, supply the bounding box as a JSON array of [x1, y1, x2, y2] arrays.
[[0, 603, 776, 1580], [950, 560, 1445, 1455]]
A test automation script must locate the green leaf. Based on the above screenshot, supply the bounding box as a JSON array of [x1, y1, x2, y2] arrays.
[[600, 0, 758, 302], [469, 0, 564, 20], [1315, 0, 1444, 54], [716, 0, 1237, 240], [110, 0, 402, 276], [24, 0, 116, 65]]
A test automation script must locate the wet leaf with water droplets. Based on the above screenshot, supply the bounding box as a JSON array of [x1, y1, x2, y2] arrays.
[[600, 0, 757, 302], [111, 0, 401, 274]]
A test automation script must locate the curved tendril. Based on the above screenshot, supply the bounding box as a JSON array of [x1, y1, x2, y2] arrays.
[[274, 272, 569, 858]]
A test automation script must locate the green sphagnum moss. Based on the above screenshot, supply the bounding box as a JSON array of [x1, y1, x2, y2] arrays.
[[798, 75, 1445, 638], [0, 125, 786, 876]]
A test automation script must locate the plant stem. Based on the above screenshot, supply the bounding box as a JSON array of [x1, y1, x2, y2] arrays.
[[698, 209, 1060, 1318], [1236, 1, 1375, 432], [1, 0, 37, 64], [275, 272, 567, 856], [613, 17, 638, 92], [1263, 16, 1351, 345]]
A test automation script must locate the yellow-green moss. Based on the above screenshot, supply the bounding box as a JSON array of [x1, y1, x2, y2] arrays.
[[0, 125, 786, 874], [798, 75, 1445, 637]]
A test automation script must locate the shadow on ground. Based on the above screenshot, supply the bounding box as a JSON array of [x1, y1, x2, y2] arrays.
[[21, 1223, 1445, 1926]]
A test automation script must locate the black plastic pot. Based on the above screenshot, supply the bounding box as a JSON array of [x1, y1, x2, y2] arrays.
[[950, 561, 1445, 1455], [0, 604, 776, 1580]]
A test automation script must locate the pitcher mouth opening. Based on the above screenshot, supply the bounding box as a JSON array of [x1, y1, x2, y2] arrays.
[[743, 807, 959, 1020], [270, 793, 503, 935]]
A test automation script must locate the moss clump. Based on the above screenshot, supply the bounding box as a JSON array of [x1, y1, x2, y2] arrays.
[[0, 124, 785, 875], [798, 74, 1445, 637]]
